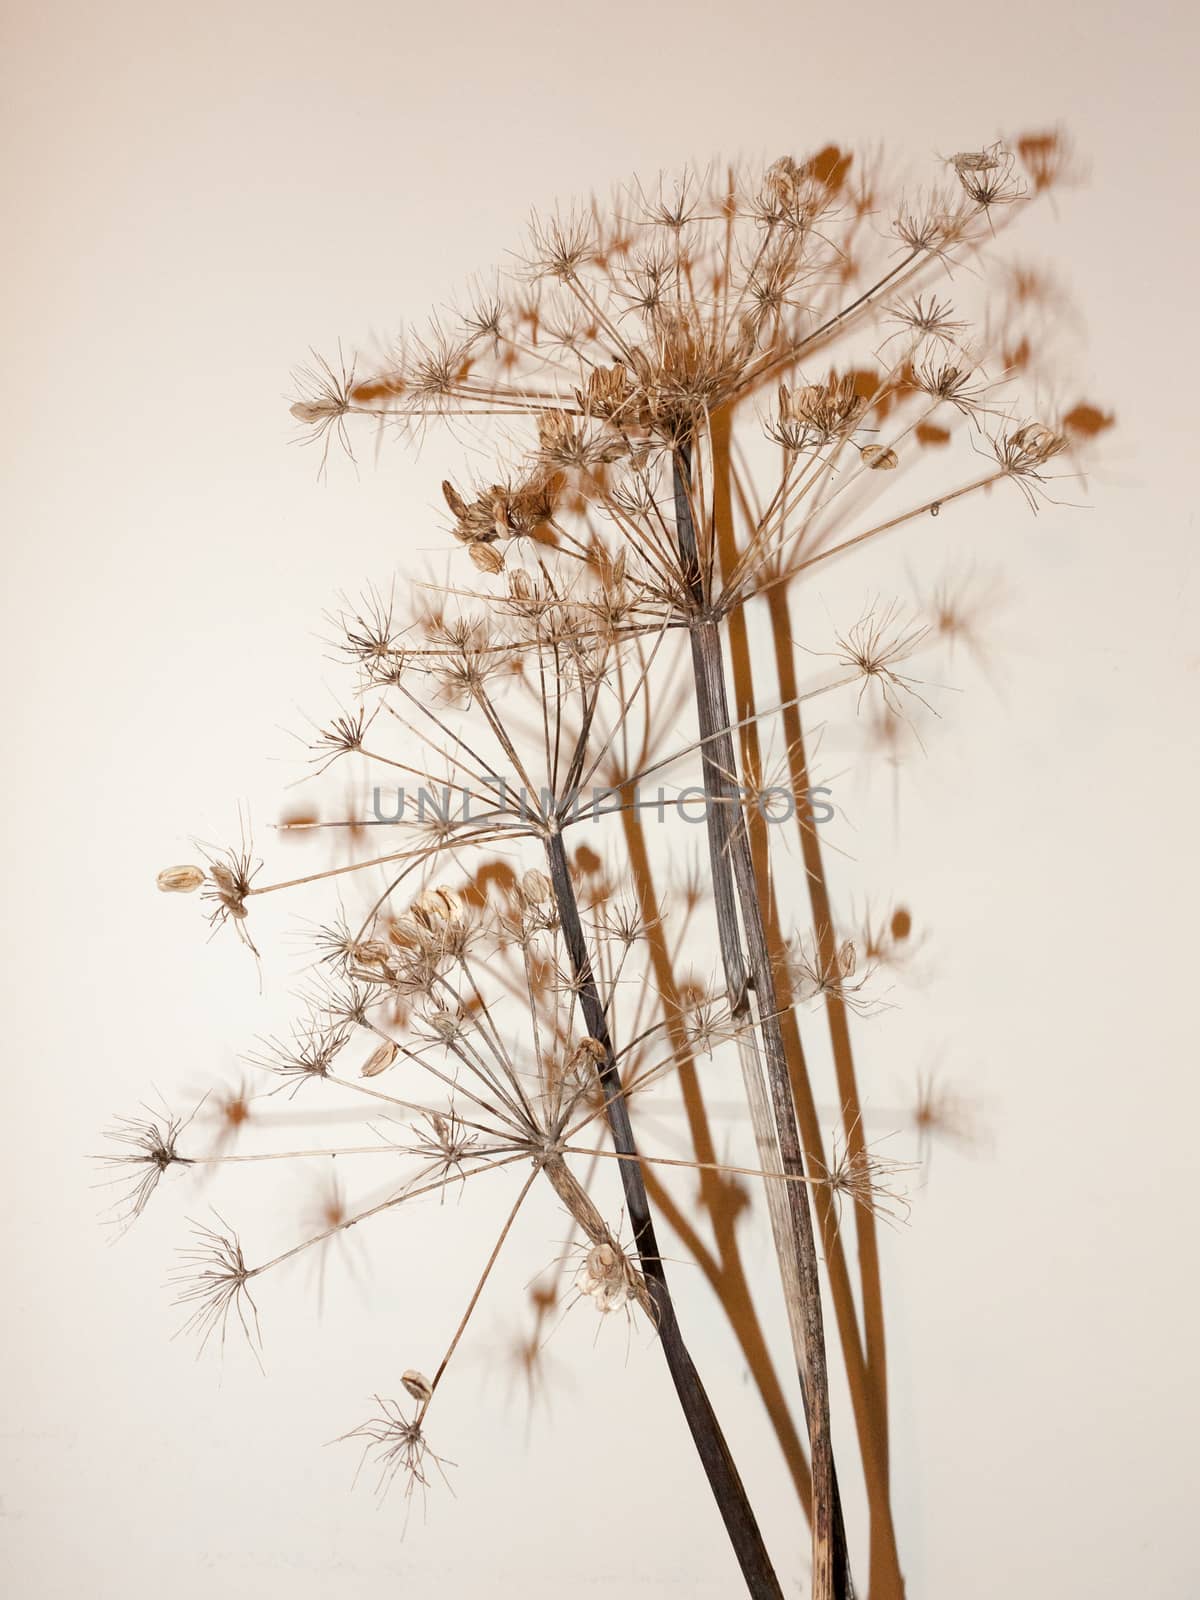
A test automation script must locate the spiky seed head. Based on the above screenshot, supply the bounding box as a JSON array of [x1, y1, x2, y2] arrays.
[[575, 1240, 641, 1314], [424, 1006, 462, 1041], [207, 858, 252, 920]]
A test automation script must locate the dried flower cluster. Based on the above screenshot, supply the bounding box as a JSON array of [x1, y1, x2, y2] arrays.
[[106, 133, 1105, 1600]]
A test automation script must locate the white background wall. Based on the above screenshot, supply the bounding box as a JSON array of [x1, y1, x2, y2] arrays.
[[4, 1, 1199, 1595]]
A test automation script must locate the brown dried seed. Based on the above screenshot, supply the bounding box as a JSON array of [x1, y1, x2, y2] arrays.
[[410, 886, 463, 930], [468, 542, 504, 575], [354, 939, 393, 970], [290, 399, 340, 424], [157, 864, 206, 893], [950, 150, 1000, 172], [442, 480, 468, 519], [401, 1369, 433, 1403], [860, 444, 899, 470], [520, 868, 552, 905], [361, 1040, 398, 1079]]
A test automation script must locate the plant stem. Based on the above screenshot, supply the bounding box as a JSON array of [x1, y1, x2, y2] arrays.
[[544, 829, 783, 1600], [620, 803, 816, 1514], [766, 581, 906, 1600], [673, 442, 845, 1600]]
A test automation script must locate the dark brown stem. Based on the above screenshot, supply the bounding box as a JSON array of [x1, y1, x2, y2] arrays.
[[544, 829, 783, 1600], [673, 442, 846, 1600]]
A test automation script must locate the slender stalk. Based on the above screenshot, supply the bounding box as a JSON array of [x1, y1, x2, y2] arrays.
[[544, 829, 783, 1600], [765, 580, 907, 1600], [723, 434, 905, 1598], [619, 802, 815, 1514], [673, 441, 846, 1600]]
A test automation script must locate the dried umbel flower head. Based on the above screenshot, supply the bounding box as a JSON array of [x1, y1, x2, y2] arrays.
[[157, 864, 205, 893], [248, 1016, 352, 1093], [998, 420, 1067, 472], [200, 845, 260, 954], [289, 349, 357, 476], [172, 1218, 261, 1361], [124, 136, 1103, 1599], [442, 472, 560, 546], [949, 142, 1025, 209], [829, 602, 936, 719], [993, 420, 1070, 508], [813, 1132, 917, 1229], [340, 1397, 454, 1506], [575, 1239, 640, 1315], [769, 376, 867, 453], [789, 931, 881, 1016], [99, 1105, 196, 1229]]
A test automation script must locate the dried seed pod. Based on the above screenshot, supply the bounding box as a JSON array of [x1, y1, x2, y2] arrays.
[[467, 541, 504, 575], [520, 868, 552, 905], [576, 1240, 637, 1314], [577, 361, 632, 419], [157, 864, 205, 894], [401, 1369, 433, 1403], [536, 407, 580, 456], [860, 444, 899, 470], [425, 1007, 462, 1041], [949, 149, 1000, 173], [290, 398, 339, 425], [353, 939, 394, 971], [409, 886, 463, 930], [208, 861, 249, 918], [442, 480, 468, 520], [361, 1040, 398, 1079]]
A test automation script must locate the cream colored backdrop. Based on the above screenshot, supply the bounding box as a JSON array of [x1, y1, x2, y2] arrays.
[[3, 1, 1198, 1595]]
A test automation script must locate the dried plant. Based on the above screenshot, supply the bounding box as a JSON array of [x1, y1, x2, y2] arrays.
[[106, 133, 1106, 1599]]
